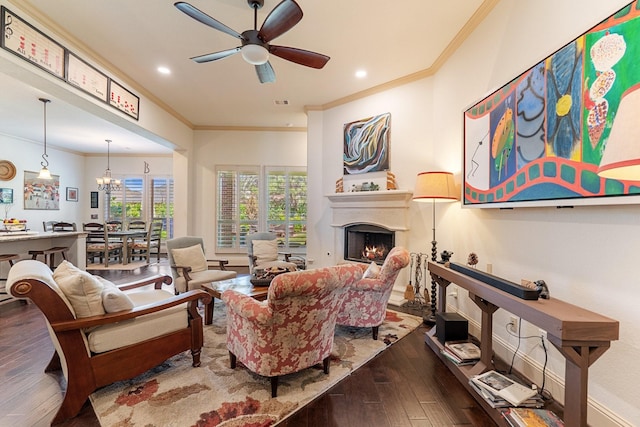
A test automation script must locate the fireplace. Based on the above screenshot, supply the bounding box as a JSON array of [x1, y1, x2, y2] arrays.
[[344, 224, 395, 265], [327, 190, 412, 306]]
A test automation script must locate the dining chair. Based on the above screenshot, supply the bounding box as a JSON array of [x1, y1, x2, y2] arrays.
[[127, 219, 147, 231], [29, 222, 77, 268], [83, 222, 123, 267], [52, 221, 77, 232], [128, 220, 163, 263]]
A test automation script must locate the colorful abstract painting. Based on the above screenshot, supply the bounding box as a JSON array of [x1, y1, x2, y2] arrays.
[[343, 113, 391, 175], [464, 1, 640, 207]]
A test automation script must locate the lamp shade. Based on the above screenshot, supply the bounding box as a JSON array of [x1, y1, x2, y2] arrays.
[[597, 86, 640, 180], [413, 171, 458, 202], [241, 44, 269, 65]]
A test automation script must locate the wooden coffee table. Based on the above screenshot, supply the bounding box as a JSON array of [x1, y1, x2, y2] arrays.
[[200, 276, 269, 325]]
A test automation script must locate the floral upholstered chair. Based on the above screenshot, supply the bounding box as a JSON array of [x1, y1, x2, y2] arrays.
[[222, 263, 363, 397], [336, 246, 410, 340]]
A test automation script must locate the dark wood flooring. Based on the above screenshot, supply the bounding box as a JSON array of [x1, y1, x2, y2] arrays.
[[1, 261, 500, 427]]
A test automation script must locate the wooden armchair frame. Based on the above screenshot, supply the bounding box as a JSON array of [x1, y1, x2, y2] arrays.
[[7, 264, 212, 424]]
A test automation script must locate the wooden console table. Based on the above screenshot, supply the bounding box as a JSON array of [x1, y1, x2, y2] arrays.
[[427, 261, 618, 427]]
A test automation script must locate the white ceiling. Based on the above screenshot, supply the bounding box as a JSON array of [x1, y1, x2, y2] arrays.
[[0, 0, 488, 154]]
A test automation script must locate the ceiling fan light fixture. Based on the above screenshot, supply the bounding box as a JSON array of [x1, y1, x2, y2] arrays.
[[241, 44, 269, 65]]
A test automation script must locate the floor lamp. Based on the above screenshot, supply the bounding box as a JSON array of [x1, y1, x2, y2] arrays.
[[413, 171, 458, 323]]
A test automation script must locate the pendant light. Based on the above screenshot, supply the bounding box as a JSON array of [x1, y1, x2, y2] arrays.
[[37, 98, 52, 180]]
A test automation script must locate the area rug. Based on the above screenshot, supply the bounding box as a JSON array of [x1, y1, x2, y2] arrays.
[[86, 261, 151, 271], [89, 301, 422, 427]]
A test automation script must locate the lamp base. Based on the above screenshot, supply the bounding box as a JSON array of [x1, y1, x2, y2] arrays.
[[423, 312, 437, 324]]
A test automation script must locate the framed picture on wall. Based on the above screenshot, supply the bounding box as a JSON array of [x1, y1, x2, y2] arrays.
[[66, 187, 78, 202], [0, 188, 12, 204], [343, 112, 391, 175], [24, 171, 60, 210], [463, 2, 640, 208], [90, 191, 99, 209]]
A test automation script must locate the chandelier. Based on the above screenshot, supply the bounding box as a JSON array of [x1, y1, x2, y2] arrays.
[[96, 139, 121, 194]]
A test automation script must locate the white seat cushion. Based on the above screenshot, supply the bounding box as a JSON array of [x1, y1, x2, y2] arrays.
[[87, 289, 186, 354], [174, 269, 237, 292]]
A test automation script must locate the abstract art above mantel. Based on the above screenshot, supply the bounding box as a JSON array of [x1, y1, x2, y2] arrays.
[[463, 1, 640, 208], [343, 113, 391, 175]]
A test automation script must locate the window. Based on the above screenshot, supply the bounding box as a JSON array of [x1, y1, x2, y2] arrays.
[[266, 167, 307, 249], [216, 166, 306, 252], [106, 175, 174, 240], [216, 167, 259, 250]]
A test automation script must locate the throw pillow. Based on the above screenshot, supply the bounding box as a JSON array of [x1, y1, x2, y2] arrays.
[[362, 261, 381, 279], [53, 261, 105, 318], [95, 276, 135, 313], [252, 239, 278, 265], [171, 244, 208, 277]]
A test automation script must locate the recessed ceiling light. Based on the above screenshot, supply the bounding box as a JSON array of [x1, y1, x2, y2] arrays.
[[157, 66, 171, 75], [355, 70, 367, 78]]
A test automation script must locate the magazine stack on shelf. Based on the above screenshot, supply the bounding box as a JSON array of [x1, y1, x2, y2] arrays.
[[469, 370, 542, 408], [441, 341, 481, 365], [501, 408, 564, 426]]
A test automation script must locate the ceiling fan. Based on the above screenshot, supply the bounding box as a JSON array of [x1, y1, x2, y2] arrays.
[[174, 0, 330, 83]]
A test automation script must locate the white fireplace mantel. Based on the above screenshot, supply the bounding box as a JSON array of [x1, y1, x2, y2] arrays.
[[326, 189, 413, 306], [326, 190, 413, 231]]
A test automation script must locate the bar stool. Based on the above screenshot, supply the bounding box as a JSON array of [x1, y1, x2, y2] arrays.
[[0, 253, 20, 278], [29, 247, 68, 269], [1, 254, 21, 303]]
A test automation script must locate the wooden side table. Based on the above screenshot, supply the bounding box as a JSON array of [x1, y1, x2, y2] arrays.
[[200, 276, 269, 325]]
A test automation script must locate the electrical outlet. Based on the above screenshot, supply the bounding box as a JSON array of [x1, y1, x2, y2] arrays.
[[508, 316, 518, 333], [538, 328, 547, 340]]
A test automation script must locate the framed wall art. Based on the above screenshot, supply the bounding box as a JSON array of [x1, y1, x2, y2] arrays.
[[343, 112, 391, 175], [463, 1, 640, 208], [66, 187, 78, 202], [24, 171, 60, 210], [90, 191, 99, 209], [0, 188, 13, 204]]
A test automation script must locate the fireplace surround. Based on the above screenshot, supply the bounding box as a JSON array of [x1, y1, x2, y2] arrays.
[[327, 190, 412, 305]]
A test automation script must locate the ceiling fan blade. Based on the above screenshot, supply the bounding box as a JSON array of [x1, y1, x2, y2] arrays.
[[258, 0, 303, 43], [191, 47, 240, 63], [255, 62, 276, 84], [174, 2, 242, 40], [269, 45, 330, 69]]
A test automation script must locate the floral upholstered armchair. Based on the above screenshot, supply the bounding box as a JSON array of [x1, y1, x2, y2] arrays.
[[337, 246, 410, 340], [222, 263, 363, 397]]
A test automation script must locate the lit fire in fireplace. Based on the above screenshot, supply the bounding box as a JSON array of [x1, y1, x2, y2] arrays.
[[363, 245, 387, 261]]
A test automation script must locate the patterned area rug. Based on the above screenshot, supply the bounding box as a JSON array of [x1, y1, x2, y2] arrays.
[[90, 302, 422, 427]]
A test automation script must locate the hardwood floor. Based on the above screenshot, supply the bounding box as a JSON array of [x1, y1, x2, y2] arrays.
[[0, 261, 499, 427]]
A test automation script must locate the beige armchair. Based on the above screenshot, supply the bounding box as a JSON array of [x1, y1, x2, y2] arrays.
[[246, 231, 299, 275], [167, 236, 237, 293], [6, 259, 211, 424]]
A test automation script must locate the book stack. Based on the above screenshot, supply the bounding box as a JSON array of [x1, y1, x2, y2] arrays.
[[502, 408, 564, 426], [441, 341, 481, 365], [469, 370, 543, 408]]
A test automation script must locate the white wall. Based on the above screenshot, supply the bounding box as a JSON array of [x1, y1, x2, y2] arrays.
[[0, 135, 84, 228], [191, 129, 307, 263], [308, 0, 637, 425]]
